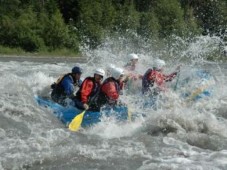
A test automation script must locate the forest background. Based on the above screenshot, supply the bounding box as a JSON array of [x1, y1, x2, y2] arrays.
[[0, 0, 226, 57]]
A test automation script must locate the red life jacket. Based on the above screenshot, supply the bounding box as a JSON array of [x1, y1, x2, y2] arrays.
[[101, 77, 121, 101], [76, 77, 100, 104], [96, 77, 121, 107], [142, 69, 177, 94], [148, 70, 165, 89]]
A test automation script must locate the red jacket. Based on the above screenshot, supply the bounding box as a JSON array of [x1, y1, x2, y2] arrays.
[[146, 70, 177, 90], [76, 77, 100, 104], [100, 77, 122, 101]]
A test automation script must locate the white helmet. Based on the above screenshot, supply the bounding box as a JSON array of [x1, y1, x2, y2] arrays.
[[94, 68, 105, 77], [128, 53, 139, 60], [153, 59, 166, 70], [106, 64, 115, 72], [111, 67, 124, 80], [106, 64, 116, 76]]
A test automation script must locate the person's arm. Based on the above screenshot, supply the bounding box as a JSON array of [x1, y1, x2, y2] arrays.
[[165, 65, 181, 82], [80, 79, 94, 104], [164, 72, 178, 82], [61, 76, 74, 96]]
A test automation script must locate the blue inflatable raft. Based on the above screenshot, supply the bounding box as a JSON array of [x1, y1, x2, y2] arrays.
[[35, 96, 129, 128], [177, 69, 215, 101]]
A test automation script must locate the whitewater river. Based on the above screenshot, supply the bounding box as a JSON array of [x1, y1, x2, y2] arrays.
[[0, 50, 227, 169]]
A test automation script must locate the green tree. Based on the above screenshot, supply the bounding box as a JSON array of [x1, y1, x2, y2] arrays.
[[181, 0, 227, 35], [42, 9, 76, 50], [155, 0, 186, 37], [100, 0, 117, 30], [76, 0, 105, 48], [180, 0, 201, 36], [138, 11, 160, 39], [57, 0, 80, 24], [14, 8, 45, 51], [134, 0, 158, 12], [114, 0, 140, 33], [0, 0, 21, 16], [0, 7, 44, 52]]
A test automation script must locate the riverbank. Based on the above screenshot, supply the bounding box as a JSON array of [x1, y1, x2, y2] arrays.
[[0, 54, 87, 63], [0, 45, 87, 63]]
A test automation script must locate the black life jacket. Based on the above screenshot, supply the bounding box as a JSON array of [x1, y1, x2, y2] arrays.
[[51, 73, 72, 95], [51, 73, 81, 88]]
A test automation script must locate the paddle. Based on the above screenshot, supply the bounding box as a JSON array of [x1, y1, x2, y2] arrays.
[[68, 110, 86, 132], [174, 65, 181, 91], [174, 71, 180, 91], [127, 106, 132, 122], [187, 84, 209, 102]]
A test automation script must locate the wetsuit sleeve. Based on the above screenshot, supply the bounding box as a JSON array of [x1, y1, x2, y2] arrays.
[[80, 79, 94, 104], [164, 72, 178, 82], [101, 82, 119, 100], [61, 76, 74, 96]]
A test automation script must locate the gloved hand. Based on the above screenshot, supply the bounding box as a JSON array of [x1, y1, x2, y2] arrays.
[[83, 103, 89, 110], [50, 83, 56, 89]]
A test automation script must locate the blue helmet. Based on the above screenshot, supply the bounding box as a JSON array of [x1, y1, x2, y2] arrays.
[[72, 66, 82, 74]]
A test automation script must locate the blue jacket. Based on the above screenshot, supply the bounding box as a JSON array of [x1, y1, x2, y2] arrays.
[[61, 75, 76, 96], [51, 74, 82, 103]]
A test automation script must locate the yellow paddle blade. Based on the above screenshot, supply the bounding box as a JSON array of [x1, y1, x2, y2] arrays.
[[187, 84, 208, 102], [68, 110, 85, 132], [127, 107, 132, 122]]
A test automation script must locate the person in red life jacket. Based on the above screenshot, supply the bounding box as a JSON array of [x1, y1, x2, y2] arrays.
[[73, 68, 105, 110], [51, 66, 83, 105], [142, 59, 180, 96], [96, 67, 125, 110]]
